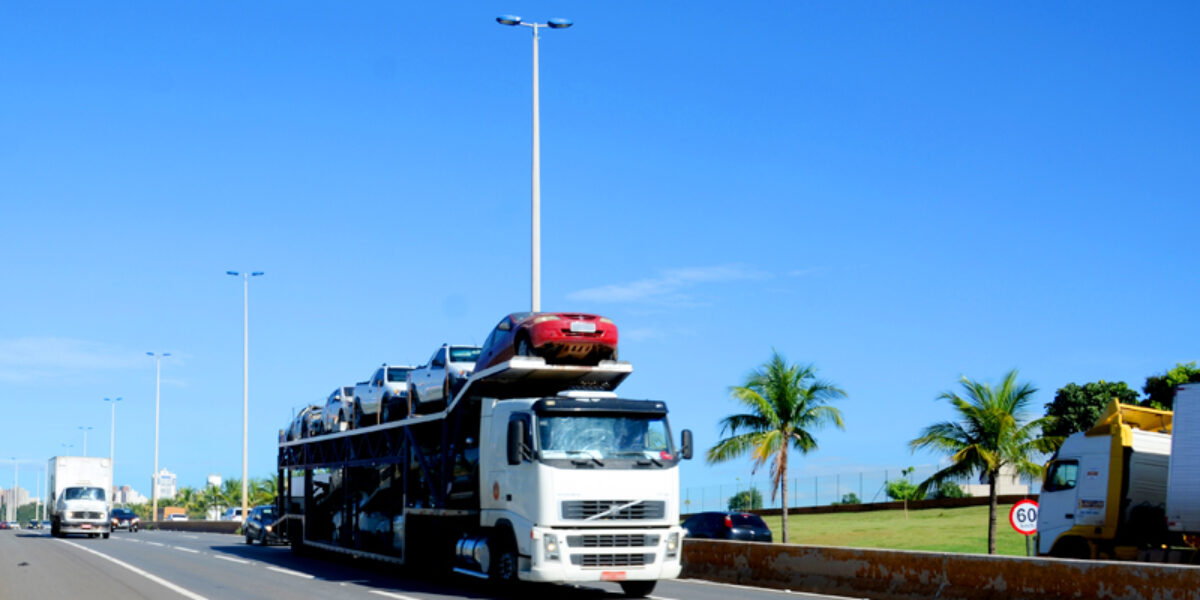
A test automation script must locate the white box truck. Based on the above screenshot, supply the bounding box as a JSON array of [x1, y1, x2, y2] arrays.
[[1037, 385, 1199, 562], [48, 456, 113, 539]]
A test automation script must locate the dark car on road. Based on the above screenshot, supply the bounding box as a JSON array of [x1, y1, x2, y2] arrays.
[[109, 508, 140, 532], [681, 511, 773, 542], [243, 505, 282, 545]]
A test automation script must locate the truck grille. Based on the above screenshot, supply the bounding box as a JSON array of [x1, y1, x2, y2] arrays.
[[570, 553, 655, 567], [567, 534, 660, 548], [561, 500, 665, 520], [68, 511, 103, 519]]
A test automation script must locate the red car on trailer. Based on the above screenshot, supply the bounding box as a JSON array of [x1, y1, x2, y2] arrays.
[[474, 312, 619, 371]]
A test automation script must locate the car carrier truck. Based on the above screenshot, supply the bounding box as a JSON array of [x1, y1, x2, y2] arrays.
[[278, 357, 692, 597], [1037, 383, 1200, 561], [48, 456, 113, 538]]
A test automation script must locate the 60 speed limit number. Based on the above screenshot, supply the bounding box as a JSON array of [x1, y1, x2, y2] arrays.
[[1009, 499, 1039, 535]]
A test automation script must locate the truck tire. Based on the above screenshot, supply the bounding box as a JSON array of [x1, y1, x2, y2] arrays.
[[102, 532, 110, 539], [620, 581, 657, 598], [489, 530, 519, 584], [353, 405, 364, 429], [1050, 537, 1091, 559]]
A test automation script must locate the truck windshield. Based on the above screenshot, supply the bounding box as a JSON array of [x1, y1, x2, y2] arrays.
[[537, 415, 671, 461], [63, 487, 106, 501], [387, 368, 412, 382]]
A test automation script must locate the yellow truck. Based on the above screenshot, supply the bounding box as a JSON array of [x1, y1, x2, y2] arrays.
[[1037, 384, 1199, 561]]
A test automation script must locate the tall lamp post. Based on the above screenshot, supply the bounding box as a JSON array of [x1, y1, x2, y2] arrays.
[[227, 270, 263, 524], [147, 352, 170, 521], [496, 14, 573, 313], [104, 397, 122, 479], [79, 427, 94, 457]]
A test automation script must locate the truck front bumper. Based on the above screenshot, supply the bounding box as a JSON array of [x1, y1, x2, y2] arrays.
[[60, 520, 111, 534], [523, 525, 684, 583]]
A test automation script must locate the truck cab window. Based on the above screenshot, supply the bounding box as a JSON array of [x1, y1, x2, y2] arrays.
[[1045, 460, 1079, 492]]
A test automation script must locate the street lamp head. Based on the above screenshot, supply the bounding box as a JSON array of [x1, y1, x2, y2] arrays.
[[251, 272, 264, 277], [496, 15, 522, 26], [105, 397, 123, 403], [226, 271, 239, 276], [547, 18, 573, 29]]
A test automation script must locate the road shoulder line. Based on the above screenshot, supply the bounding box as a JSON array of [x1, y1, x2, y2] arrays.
[[56, 539, 209, 600]]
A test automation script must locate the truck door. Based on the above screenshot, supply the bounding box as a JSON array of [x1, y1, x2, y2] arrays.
[[1038, 458, 1080, 554]]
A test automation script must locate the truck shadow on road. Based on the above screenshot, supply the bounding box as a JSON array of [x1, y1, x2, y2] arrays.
[[208, 542, 632, 599]]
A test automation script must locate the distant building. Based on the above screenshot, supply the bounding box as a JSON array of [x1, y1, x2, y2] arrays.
[[960, 465, 1030, 497], [2, 486, 32, 521], [153, 469, 178, 500], [206, 474, 222, 489], [113, 485, 147, 505]]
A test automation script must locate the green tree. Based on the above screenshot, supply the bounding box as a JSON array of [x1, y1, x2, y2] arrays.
[[885, 479, 923, 501], [706, 350, 846, 543], [727, 488, 764, 511], [221, 478, 242, 509], [930, 481, 967, 499], [834, 492, 861, 505], [1141, 362, 1200, 410], [249, 477, 277, 507], [1043, 381, 1139, 440], [910, 369, 1055, 554]]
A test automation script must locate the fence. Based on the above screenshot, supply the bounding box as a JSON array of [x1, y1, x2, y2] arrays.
[[682, 466, 1040, 513]]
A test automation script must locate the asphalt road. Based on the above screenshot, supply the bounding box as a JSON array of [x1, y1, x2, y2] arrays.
[[0, 528, 854, 600]]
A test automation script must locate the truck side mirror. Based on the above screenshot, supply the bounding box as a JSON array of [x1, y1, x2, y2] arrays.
[[507, 419, 526, 465], [681, 429, 693, 460]]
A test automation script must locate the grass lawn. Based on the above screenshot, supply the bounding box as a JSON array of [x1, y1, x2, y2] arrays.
[[758, 503, 1035, 556]]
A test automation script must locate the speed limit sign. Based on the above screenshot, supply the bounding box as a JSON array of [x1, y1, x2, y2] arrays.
[[1009, 499, 1039, 535]]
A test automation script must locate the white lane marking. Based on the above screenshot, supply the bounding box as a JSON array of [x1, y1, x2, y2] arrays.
[[369, 592, 423, 600], [56, 539, 209, 600], [650, 596, 681, 600], [173, 546, 200, 554], [266, 566, 315, 579], [214, 555, 251, 565], [183, 535, 200, 539], [146, 542, 165, 547]]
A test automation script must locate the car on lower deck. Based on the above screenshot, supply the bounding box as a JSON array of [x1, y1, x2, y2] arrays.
[[322, 385, 357, 433]]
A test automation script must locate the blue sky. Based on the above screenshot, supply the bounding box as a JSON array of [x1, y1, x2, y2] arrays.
[[2, 2, 1197, 501]]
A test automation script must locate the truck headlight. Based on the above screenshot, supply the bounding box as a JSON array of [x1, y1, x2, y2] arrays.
[[666, 532, 680, 559], [543, 533, 560, 561]]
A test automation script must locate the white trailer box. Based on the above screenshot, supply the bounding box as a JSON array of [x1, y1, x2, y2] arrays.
[[48, 456, 113, 538], [1167, 384, 1200, 534]]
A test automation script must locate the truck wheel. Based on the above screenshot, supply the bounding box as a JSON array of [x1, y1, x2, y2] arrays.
[[381, 402, 390, 423], [102, 533, 110, 540], [353, 405, 363, 429], [1050, 537, 1091, 559], [489, 532, 519, 584], [410, 391, 421, 414], [620, 581, 657, 598]]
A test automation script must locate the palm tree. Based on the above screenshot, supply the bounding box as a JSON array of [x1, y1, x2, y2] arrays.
[[220, 478, 242, 509], [172, 486, 198, 518], [910, 369, 1057, 554], [250, 477, 277, 507], [706, 350, 847, 543]]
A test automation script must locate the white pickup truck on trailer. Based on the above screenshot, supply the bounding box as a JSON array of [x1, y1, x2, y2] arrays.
[[278, 357, 692, 597], [1037, 384, 1199, 561]]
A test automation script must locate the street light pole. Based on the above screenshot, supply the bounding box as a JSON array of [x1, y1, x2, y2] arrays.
[[227, 270, 263, 524], [105, 397, 123, 478], [496, 15, 573, 313], [79, 427, 93, 457], [147, 352, 170, 521]]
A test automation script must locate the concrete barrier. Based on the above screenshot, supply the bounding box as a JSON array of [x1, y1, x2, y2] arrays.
[[147, 520, 241, 534], [682, 539, 1200, 600]]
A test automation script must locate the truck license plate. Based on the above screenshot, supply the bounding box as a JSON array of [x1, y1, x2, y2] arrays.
[[570, 321, 596, 333], [600, 571, 627, 581], [81, 523, 92, 529]]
